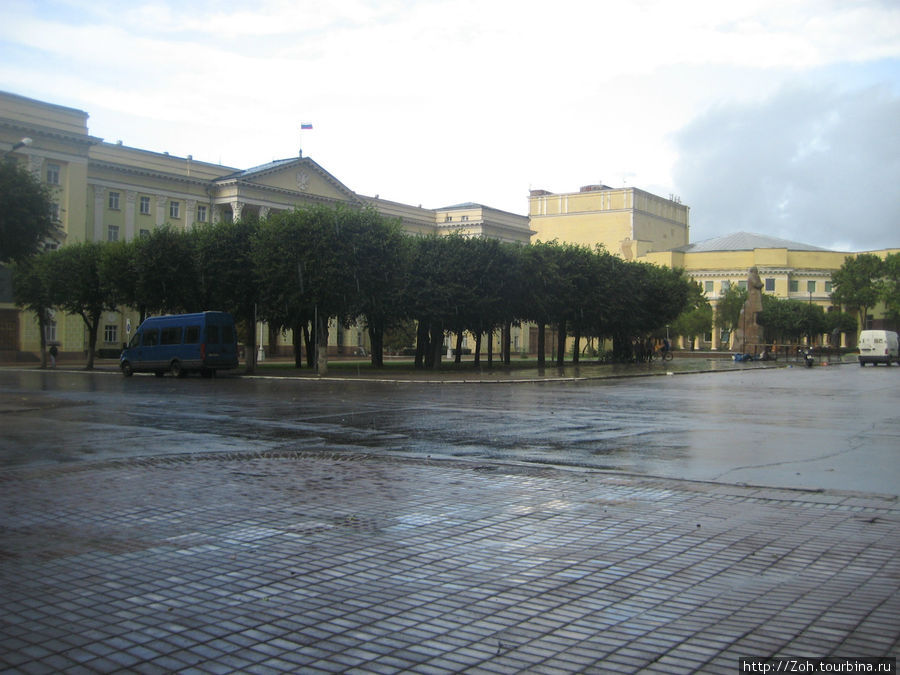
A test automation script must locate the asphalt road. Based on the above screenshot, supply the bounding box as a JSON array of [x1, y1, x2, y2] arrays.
[[1, 363, 897, 495]]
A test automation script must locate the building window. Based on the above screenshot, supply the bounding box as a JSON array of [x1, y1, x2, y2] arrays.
[[825, 281, 833, 293], [738, 280, 748, 290], [765, 278, 775, 292], [49, 203, 60, 222], [444, 215, 453, 222], [461, 215, 469, 221], [45, 320, 57, 343], [108, 191, 120, 210], [720, 280, 731, 293], [107, 225, 119, 242], [139, 228, 150, 238], [704, 281, 714, 293], [104, 325, 118, 344], [46, 163, 60, 185], [197, 205, 207, 223], [140, 196, 151, 215], [790, 279, 799, 293], [807, 280, 816, 294], [169, 201, 180, 219]]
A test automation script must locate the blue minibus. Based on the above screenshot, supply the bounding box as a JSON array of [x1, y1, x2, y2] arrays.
[[120, 311, 239, 377]]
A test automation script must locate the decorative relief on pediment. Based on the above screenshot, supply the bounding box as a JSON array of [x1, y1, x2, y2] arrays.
[[296, 171, 311, 192]]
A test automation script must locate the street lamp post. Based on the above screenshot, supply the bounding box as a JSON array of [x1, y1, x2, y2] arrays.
[[3, 137, 32, 160]]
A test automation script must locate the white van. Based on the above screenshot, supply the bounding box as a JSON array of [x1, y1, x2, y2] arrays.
[[858, 330, 900, 366]]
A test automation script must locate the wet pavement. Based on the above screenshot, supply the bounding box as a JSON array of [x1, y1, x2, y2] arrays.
[[1, 360, 898, 673]]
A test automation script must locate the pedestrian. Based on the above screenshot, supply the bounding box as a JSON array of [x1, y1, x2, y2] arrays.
[[48, 344, 58, 368]]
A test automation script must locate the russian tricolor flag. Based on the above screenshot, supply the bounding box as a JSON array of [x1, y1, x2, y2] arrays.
[[301, 123, 313, 130]]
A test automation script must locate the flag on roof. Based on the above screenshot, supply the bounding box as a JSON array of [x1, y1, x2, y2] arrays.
[[301, 123, 313, 130]]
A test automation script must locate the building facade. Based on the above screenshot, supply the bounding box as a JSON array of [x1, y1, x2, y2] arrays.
[[529, 184, 690, 259], [1, 91, 531, 359]]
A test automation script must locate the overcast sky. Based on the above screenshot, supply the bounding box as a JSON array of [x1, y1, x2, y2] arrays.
[[2, 0, 898, 251]]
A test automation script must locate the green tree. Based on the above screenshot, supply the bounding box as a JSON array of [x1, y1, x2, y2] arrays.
[[195, 218, 260, 373], [670, 280, 712, 349], [133, 225, 200, 317], [11, 253, 53, 367], [44, 242, 114, 370], [0, 161, 58, 263], [759, 296, 828, 344], [831, 253, 883, 331], [881, 252, 900, 327], [519, 241, 561, 366], [714, 284, 748, 343], [253, 211, 311, 368], [403, 234, 465, 369], [99, 239, 138, 315], [337, 208, 406, 368]]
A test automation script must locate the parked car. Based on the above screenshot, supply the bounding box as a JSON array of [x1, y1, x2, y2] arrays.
[[858, 330, 899, 366]]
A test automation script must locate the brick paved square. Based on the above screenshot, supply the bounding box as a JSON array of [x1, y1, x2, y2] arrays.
[[1, 453, 898, 673]]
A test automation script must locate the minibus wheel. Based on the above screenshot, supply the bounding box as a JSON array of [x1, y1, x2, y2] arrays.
[[170, 360, 187, 378], [121, 361, 134, 377]]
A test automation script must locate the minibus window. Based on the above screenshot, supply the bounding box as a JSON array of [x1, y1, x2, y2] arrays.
[[207, 325, 220, 344], [161, 327, 182, 345], [223, 326, 234, 344], [185, 326, 201, 344], [144, 329, 159, 347], [129, 333, 141, 349]]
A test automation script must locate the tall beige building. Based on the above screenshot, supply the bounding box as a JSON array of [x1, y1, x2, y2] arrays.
[[528, 184, 690, 259]]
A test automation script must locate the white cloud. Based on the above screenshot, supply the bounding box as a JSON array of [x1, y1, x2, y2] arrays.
[[672, 81, 900, 251], [1, 0, 898, 240]]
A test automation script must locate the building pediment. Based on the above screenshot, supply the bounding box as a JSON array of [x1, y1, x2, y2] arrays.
[[213, 156, 362, 206]]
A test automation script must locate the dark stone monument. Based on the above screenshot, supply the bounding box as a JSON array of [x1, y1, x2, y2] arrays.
[[733, 266, 764, 354]]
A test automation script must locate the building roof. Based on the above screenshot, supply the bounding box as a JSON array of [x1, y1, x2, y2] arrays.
[[675, 232, 833, 253]]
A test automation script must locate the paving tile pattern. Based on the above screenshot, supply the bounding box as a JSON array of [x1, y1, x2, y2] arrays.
[[1, 452, 898, 674]]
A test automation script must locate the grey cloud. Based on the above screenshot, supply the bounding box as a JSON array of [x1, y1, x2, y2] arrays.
[[672, 81, 900, 251]]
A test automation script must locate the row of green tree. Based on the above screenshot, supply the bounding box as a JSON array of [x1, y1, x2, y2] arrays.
[[13, 205, 700, 371]]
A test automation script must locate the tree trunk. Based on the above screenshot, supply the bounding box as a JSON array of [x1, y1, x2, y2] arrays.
[[292, 322, 304, 367], [268, 324, 279, 359], [487, 329, 494, 367], [556, 319, 567, 367], [474, 332, 482, 367], [537, 322, 546, 367], [244, 309, 257, 375], [38, 310, 47, 369], [502, 322, 511, 365], [368, 321, 384, 368], [415, 320, 428, 369], [303, 322, 314, 368], [316, 313, 328, 375], [85, 313, 100, 370], [454, 332, 463, 364], [427, 322, 443, 369], [572, 328, 581, 364]]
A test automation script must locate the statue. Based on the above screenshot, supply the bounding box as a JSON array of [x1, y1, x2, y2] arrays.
[[732, 267, 764, 354]]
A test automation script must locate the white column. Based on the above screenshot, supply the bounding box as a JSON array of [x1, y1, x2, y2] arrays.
[[231, 200, 244, 222], [125, 191, 136, 240], [156, 196, 167, 227], [93, 185, 106, 242], [185, 199, 197, 229]]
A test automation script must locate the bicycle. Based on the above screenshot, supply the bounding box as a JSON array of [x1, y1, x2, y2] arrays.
[[658, 347, 674, 361]]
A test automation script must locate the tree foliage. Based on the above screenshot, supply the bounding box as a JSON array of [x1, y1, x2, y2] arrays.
[[16, 204, 715, 369], [831, 253, 884, 330], [43, 241, 112, 369], [0, 161, 58, 263]]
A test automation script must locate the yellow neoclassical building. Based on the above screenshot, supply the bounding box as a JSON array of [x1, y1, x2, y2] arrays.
[[529, 184, 690, 259], [526, 184, 898, 350], [0, 91, 531, 359]]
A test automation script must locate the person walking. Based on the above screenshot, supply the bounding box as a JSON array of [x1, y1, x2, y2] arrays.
[[48, 344, 57, 368]]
